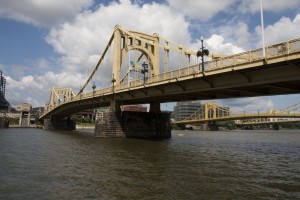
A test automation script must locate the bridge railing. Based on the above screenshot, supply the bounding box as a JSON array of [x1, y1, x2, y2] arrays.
[[113, 64, 202, 92], [289, 38, 300, 53], [206, 38, 300, 71], [207, 48, 263, 70]]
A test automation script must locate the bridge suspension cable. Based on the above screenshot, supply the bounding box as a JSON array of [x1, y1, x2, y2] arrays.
[[77, 32, 115, 95]]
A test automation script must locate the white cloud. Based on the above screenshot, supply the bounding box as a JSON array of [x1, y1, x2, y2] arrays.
[[238, 0, 300, 13], [256, 14, 300, 46], [5, 75, 44, 106], [46, 0, 191, 78], [211, 22, 251, 49], [167, 0, 235, 21], [215, 97, 274, 113], [0, 0, 93, 27], [5, 71, 86, 107], [205, 34, 244, 55], [36, 58, 50, 69]]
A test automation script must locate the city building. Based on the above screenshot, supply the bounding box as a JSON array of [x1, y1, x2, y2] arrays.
[[16, 103, 32, 127], [173, 101, 230, 121], [0, 69, 11, 111], [173, 101, 202, 121]]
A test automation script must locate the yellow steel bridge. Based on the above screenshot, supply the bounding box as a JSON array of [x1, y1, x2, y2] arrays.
[[40, 26, 300, 120], [172, 102, 300, 124]]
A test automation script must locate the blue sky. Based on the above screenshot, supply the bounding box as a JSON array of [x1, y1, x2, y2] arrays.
[[0, 0, 300, 112]]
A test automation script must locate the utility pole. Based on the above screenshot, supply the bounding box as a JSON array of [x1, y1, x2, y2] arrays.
[[197, 37, 209, 71], [141, 61, 148, 85], [260, 0, 266, 59]]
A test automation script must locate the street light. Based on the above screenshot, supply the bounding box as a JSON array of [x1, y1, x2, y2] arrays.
[[92, 80, 96, 96], [197, 37, 209, 72], [111, 73, 116, 92], [260, 0, 266, 59], [141, 61, 148, 84]]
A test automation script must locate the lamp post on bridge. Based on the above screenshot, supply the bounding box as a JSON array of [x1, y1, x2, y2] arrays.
[[92, 80, 96, 96], [260, 0, 266, 59], [141, 61, 148, 85], [197, 37, 209, 72], [111, 73, 116, 93]]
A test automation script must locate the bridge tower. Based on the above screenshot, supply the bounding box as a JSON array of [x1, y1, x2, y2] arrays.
[[204, 102, 219, 131], [95, 26, 170, 138], [112, 25, 160, 86], [43, 88, 76, 130], [110, 25, 161, 112]]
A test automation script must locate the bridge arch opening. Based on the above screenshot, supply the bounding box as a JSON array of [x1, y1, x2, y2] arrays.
[[207, 108, 215, 119], [119, 48, 153, 84]]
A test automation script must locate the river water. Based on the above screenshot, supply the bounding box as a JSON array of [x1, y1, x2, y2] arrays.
[[0, 128, 299, 199]]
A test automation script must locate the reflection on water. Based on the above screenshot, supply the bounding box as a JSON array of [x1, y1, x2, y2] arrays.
[[0, 128, 299, 199]]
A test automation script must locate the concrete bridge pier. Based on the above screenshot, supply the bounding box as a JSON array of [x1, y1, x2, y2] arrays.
[[272, 123, 279, 130], [204, 121, 219, 131], [43, 117, 76, 130], [94, 101, 171, 138], [177, 124, 186, 130], [0, 118, 9, 128]]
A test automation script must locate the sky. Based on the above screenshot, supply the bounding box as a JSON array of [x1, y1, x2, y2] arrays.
[[0, 0, 300, 112]]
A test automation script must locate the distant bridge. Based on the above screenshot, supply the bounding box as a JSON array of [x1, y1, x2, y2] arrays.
[[237, 119, 300, 125], [172, 102, 300, 124]]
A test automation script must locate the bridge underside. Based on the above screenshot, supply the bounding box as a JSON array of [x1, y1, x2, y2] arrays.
[[127, 59, 300, 103], [44, 57, 300, 119]]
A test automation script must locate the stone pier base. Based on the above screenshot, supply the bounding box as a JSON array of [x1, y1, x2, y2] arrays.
[[272, 123, 279, 130], [204, 121, 219, 131], [94, 111, 125, 137], [0, 118, 9, 128], [43, 118, 76, 130], [95, 111, 171, 138]]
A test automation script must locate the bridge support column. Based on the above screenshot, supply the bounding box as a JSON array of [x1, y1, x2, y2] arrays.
[[204, 121, 219, 131], [110, 99, 121, 112], [43, 117, 76, 130], [95, 110, 171, 138], [272, 123, 279, 130], [204, 122, 209, 131], [149, 102, 161, 113], [0, 118, 9, 128], [94, 111, 125, 137]]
